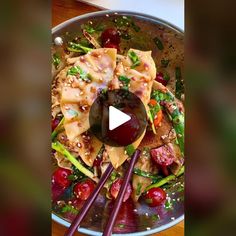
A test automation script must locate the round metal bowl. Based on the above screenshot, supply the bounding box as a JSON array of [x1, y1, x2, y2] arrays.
[[52, 10, 184, 236]]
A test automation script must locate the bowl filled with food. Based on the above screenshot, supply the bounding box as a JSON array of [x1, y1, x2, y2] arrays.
[[51, 10, 184, 235]]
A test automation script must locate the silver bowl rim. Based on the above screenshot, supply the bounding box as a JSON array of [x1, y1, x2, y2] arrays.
[[51, 9, 184, 236]]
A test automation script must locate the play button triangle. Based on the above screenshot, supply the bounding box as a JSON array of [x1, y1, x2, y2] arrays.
[[109, 106, 131, 131]]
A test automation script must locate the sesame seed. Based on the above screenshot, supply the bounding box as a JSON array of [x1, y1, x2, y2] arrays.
[[54, 37, 63, 45], [80, 91, 84, 95]]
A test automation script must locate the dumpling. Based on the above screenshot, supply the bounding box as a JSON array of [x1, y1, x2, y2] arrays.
[[60, 48, 117, 141], [106, 49, 156, 168]]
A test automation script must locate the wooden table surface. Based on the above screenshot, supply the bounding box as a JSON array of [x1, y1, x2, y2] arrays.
[[52, 0, 184, 235]]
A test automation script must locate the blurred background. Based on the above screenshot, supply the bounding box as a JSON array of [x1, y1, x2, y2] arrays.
[[0, 0, 236, 235]]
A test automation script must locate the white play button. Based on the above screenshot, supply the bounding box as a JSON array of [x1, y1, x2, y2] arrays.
[[109, 106, 131, 131]]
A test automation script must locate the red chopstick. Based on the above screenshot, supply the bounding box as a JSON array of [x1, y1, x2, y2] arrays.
[[102, 149, 141, 236], [65, 163, 114, 236]]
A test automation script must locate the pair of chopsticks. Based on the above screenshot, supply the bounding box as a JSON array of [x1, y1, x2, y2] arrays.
[[65, 149, 141, 236]]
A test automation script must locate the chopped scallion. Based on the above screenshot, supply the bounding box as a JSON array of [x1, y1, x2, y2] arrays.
[[153, 37, 164, 50], [128, 51, 140, 68]]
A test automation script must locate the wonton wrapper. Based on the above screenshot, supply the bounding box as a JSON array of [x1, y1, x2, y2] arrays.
[[74, 133, 103, 167], [60, 48, 117, 141], [106, 49, 156, 168]]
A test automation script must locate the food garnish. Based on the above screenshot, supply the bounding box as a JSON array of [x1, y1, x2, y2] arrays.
[[128, 50, 141, 68]]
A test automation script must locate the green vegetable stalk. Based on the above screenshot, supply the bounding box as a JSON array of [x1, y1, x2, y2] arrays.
[[67, 42, 92, 54], [145, 166, 184, 191], [51, 117, 65, 141], [52, 141, 98, 182], [147, 109, 157, 134], [133, 168, 161, 181]]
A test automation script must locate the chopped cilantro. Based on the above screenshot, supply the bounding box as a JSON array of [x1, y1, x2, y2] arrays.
[[52, 53, 61, 69], [125, 144, 135, 156], [151, 214, 160, 221], [128, 51, 141, 68], [113, 16, 140, 32], [118, 75, 130, 90], [83, 25, 96, 34], [153, 37, 164, 50], [119, 75, 130, 84], [61, 204, 79, 214], [82, 23, 104, 34], [114, 16, 131, 27], [165, 198, 173, 210], [110, 171, 117, 181], [151, 90, 174, 103], [67, 66, 92, 82], [67, 66, 81, 76]]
